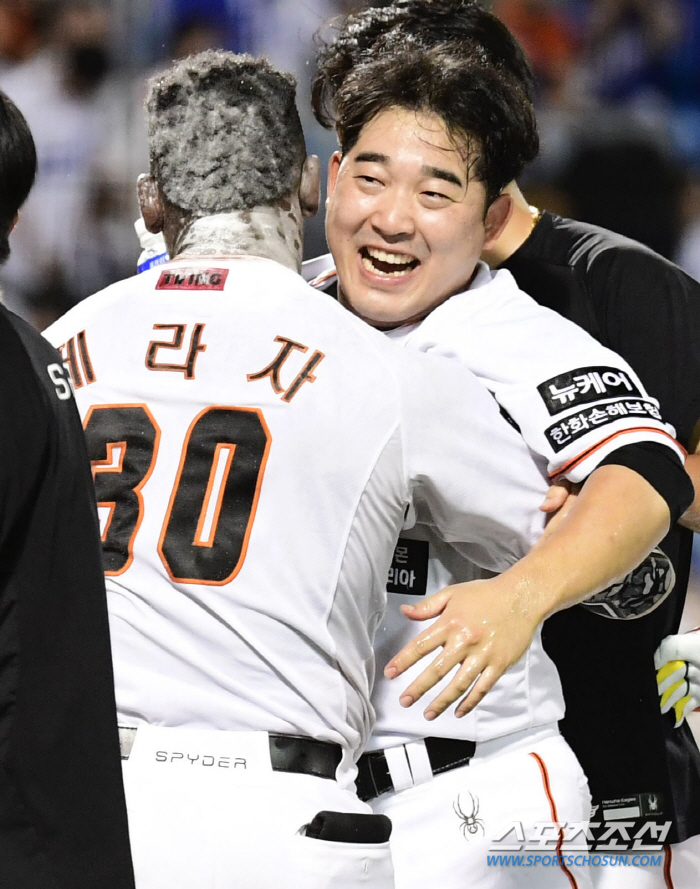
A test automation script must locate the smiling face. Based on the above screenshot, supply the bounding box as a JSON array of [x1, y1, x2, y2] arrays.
[[326, 106, 511, 328]]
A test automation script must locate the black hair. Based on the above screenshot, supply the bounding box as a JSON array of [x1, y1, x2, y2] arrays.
[[313, 0, 534, 129], [312, 1, 537, 205], [146, 50, 307, 214], [332, 43, 537, 205], [0, 90, 36, 265]]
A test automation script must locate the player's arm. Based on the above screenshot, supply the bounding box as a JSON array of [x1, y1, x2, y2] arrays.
[[386, 457, 691, 720], [395, 353, 693, 719], [679, 442, 700, 531], [542, 431, 699, 538], [583, 249, 700, 530]]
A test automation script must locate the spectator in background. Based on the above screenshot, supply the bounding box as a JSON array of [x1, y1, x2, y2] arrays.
[[677, 175, 700, 281], [559, 134, 684, 258], [255, 0, 365, 258], [0, 0, 42, 75], [493, 0, 578, 104], [584, 0, 680, 104], [0, 0, 116, 327]]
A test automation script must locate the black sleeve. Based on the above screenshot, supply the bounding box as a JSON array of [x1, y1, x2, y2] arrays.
[[587, 248, 700, 447], [598, 441, 693, 524]]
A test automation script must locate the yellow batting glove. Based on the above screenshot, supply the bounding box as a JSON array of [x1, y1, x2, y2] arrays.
[[654, 630, 700, 728]]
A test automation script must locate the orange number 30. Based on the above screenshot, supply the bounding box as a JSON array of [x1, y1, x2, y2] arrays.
[[83, 404, 271, 584]]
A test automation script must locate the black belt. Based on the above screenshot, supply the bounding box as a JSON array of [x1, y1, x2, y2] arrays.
[[356, 737, 476, 802], [269, 734, 342, 779], [119, 727, 342, 781]]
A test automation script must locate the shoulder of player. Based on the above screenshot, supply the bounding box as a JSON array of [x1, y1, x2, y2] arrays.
[[547, 214, 692, 289], [301, 252, 335, 288], [0, 307, 59, 437], [43, 275, 141, 348], [418, 261, 599, 350]]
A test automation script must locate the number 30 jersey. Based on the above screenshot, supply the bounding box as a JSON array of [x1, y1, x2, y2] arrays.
[[45, 255, 551, 764]]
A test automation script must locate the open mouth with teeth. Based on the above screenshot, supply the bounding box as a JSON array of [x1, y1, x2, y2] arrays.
[[360, 246, 420, 277]]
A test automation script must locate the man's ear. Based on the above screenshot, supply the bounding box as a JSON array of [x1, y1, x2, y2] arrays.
[[326, 151, 343, 201], [300, 155, 321, 218], [483, 193, 513, 248], [137, 173, 164, 233]]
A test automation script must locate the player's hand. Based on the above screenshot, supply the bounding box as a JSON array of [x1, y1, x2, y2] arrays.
[[536, 480, 581, 545], [539, 479, 572, 515], [654, 629, 700, 727], [383, 576, 542, 720]]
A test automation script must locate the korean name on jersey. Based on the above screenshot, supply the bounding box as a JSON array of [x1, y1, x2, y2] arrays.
[[44, 256, 556, 784]]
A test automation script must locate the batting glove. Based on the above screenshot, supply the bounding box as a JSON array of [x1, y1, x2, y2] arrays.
[[654, 628, 700, 727]]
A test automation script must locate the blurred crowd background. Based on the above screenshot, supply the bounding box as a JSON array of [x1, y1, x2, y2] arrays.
[[0, 0, 699, 623], [1, 0, 699, 324]]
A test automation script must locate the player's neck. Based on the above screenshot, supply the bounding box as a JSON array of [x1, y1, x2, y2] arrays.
[[482, 184, 539, 269], [173, 206, 303, 272]]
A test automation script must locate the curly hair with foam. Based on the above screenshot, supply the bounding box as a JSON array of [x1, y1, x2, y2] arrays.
[[146, 50, 307, 215]]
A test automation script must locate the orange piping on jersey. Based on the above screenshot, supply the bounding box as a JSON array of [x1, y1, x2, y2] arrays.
[[84, 403, 161, 577], [550, 428, 687, 481], [193, 443, 237, 548], [310, 268, 337, 288], [158, 405, 272, 586], [663, 844, 674, 888], [528, 752, 579, 889]]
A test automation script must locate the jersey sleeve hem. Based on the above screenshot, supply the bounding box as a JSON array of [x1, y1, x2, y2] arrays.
[[552, 428, 687, 483]]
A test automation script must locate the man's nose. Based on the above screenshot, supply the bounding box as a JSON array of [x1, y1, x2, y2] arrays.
[[370, 189, 416, 242]]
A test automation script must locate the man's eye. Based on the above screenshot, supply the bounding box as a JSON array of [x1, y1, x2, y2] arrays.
[[423, 191, 450, 201]]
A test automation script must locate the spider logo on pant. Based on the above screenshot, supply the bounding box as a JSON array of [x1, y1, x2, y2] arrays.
[[453, 791, 485, 840]]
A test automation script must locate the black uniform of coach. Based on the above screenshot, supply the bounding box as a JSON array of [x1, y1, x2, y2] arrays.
[[0, 305, 135, 888], [501, 209, 700, 848]]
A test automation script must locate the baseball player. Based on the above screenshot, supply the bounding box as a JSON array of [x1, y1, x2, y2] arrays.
[[305, 5, 696, 887], [322, 3, 700, 885], [0, 90, 135, 887], [44, 50, 686, 889], [486, 183, 700, 889]]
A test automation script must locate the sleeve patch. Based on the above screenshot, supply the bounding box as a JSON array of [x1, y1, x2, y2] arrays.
[[545, 398, 664, 452], [537, 366, 643, 416]]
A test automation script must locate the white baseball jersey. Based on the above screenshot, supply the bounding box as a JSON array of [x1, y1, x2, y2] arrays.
[[45, 255, 553, 775], [370, 525, 566, 749], [304, 256, 683, 481], [304, 254, 685, 748]]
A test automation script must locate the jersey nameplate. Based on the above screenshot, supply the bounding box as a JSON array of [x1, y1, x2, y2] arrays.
[[156, 268, 229, 291], [545, 398, 663, 452], [387, 538, 429, 596], [537, 366, 643, 416]]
